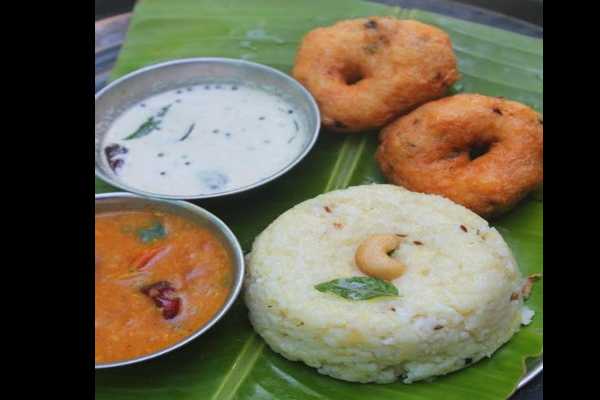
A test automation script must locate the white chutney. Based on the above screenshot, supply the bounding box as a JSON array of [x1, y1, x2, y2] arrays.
[[102, 83, 309, 196]]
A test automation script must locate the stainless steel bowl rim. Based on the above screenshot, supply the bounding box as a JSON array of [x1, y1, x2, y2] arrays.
[[95, 57, 321, 200], [94, 192, 245, 369]]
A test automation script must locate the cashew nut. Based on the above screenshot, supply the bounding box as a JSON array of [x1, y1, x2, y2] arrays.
[[355, 234, 405, 281]]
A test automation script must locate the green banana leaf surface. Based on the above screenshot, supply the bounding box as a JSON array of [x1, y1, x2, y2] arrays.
[[95, 0, 543, 399]]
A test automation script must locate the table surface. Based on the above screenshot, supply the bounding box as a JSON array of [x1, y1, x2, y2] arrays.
[[94, 1, 542, 398]]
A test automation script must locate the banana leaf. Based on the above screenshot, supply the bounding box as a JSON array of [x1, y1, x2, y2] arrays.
[[95, 0, 543, 398]]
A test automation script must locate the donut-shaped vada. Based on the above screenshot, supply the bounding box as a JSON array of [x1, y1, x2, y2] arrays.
[[376, 94, 543, 217], [292, 17, 460, 133]]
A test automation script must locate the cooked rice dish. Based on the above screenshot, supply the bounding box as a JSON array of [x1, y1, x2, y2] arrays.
[[245, 184, 532, 383]]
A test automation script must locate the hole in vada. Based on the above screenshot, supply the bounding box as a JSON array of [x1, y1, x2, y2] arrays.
[[340, 63, 366, 86], [468, 142, 492, 160], [344, 68, 364, 85]]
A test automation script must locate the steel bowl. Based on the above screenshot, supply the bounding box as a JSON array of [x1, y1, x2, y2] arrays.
[[95, 192, 245, 369], [95, 57, 321, 200]]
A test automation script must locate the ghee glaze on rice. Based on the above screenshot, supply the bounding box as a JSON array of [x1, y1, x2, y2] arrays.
[[245, 184, 533, 383]]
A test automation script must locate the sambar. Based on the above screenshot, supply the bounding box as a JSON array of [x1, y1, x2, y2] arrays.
[[95, 209, 233, 363]]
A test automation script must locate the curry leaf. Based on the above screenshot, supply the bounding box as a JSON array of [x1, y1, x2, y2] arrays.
[[315, 277, 399, 300], [136, 222, 166, 243], [179, 123, 196, 141], [123, 104, 172, 140]]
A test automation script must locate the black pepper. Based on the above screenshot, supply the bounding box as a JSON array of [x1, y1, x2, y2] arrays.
[[365, 19, 378, 29], [460, 225, 468, 232]]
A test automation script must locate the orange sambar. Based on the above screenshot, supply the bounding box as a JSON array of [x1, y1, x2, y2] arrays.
[[95, 210, 232, 364]]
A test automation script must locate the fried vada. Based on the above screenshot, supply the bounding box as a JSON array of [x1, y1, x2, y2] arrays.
[[376, 94, 543, 217], [245, 184, 533, 383], [292, 17, 460, 133]]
